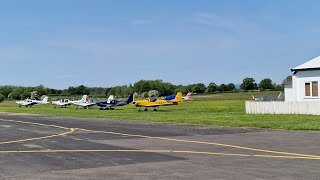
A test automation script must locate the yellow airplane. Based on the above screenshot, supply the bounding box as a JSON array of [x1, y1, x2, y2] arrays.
[[133, 92, 183, 111]]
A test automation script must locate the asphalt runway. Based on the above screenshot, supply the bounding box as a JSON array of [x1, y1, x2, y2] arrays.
[[0, 113, 319, 180]]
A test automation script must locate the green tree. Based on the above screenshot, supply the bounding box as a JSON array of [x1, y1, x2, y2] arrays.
[[192, 83, 206, 94], [0, 93, 5, 102], [240, 77, 258, 90], [0, 86, 14, 98], [206, 83, 218, 93], [174, 85, 188, 94], [76, 85, 90, 95], [134, 80, 150, 93], [218, 84, 228, 92], [259, 78, 274, 90], [35, 85, 48, 96], [273, 83, 284, 91], [283, 75, 292, 85], [67, 87, 77, 95], [9, 87, 30, 100], [226, 83, 236, 91]]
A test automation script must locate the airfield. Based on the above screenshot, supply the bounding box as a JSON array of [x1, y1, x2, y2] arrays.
[[0, 113, 320, 180]]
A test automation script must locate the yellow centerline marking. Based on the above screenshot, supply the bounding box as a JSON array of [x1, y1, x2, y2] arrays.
[[76, 128, 320, 159], [0, 149, 319, 160], [0, 118, 319, 160], [0, 119, 75, 145]]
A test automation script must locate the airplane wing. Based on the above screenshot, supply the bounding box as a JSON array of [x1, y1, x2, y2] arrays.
[[143, 104, 161, 107]]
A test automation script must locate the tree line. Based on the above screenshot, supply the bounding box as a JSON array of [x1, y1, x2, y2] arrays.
[[0, 76, 291, 102]]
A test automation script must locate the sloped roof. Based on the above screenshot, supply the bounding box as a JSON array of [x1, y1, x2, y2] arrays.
[[291, 56, 320, 72]]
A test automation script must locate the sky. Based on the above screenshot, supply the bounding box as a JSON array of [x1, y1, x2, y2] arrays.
[[1, 0, 320, 89]]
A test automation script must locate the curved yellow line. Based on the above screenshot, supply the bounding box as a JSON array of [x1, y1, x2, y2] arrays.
[[77, 128, 320, 159], [0, 119, 75, 145], [0, 149, 319, 160], [1, 119, 319, 160]]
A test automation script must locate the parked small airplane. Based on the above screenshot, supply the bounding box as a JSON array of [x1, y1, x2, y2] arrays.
[[164, 92, 192, 101], [183, 92, 192, 101], [133, 92, 183, 111], [252, 92, 285, 101], [52, 99, 72, 108], [16, 96, 49, 107], [96, 94, 134, 110], [72, 95, 96, 109], [72, 95, 89, 104]]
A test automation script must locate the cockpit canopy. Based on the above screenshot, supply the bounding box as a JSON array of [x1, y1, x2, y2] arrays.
[[149, 97, 157, 102]]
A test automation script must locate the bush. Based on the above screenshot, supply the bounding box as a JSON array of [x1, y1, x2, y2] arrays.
[[133, 92, 139, 99], [140, 92, 149, 98], [148, 90, 159, 97], [0, 94, 5, 102]]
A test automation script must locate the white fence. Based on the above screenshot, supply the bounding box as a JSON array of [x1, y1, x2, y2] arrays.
[[246, 101, 320, 115]]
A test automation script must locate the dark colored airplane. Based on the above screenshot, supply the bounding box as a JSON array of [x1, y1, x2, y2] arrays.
[[96, 94, 134, 110]]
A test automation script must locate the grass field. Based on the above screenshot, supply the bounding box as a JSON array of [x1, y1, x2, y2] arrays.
[[1, 91, 320, 131]]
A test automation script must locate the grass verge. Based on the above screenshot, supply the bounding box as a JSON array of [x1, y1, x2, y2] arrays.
[[1, 96, 320, 131]]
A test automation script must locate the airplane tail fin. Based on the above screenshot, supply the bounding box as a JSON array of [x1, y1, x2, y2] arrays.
[[108, 95, 114, 101], [81, 95, 88, 102], [42, 96, 49, 103], [126, 94, 134, 104], [184, 92, 192, 100], [278, 92, 285, 100], [174, 92, 183, 103]]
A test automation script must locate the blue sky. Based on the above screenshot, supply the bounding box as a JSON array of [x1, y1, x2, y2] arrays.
[[1, 0, 320, 89]]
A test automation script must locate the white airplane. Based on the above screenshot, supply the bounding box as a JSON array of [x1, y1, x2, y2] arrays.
[[183, 93, 192, 101], [16, 96, 49, 107], [106, 95, 115, 103], [52, 99, 72, 108], [72, 95, 96, 109]]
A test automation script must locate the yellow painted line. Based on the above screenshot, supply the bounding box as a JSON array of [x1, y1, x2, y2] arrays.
[[77, 128, 320, 159], [0, 119, 75, 145], [1, 118, 319, 160], [0, 149, 319, 160]]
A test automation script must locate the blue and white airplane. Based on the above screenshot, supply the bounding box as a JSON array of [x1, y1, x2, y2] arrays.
[[96, 94, 134, 110]]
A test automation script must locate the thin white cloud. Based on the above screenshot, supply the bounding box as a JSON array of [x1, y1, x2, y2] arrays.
[[188, 13, 236, 30]]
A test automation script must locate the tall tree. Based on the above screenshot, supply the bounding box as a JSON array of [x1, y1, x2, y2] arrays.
[[240, 77, 258, 90], [259, 78, 274, 90], [192, 83, 206, 93], [206, 82, 218, 93], [218, 84, 228, 92], [0, 94, 4, 102], [283, 75, 292, 85], [226, 83, 236, 91]]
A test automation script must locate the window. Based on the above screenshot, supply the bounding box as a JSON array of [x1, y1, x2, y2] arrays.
[[312, 81, 318, 97], [305, 83, 311, 96], [305, 81, 319, 97]]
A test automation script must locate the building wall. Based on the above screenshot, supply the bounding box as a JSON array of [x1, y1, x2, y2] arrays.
[[285, 70, 320, 102], [285, 84, 296, 102], [296, 70, 320, 101]]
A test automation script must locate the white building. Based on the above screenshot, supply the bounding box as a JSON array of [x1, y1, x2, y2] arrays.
[[246, 56, 320, 115], [285, 56, 320, 102]]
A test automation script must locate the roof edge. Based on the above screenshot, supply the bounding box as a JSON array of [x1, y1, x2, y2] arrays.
[[291, 67, 320, 72]]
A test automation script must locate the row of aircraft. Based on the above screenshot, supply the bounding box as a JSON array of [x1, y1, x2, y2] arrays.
[[16, 92, 192, 111]]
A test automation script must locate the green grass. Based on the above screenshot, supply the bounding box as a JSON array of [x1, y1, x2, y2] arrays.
[[1, 92, 320, 131]]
